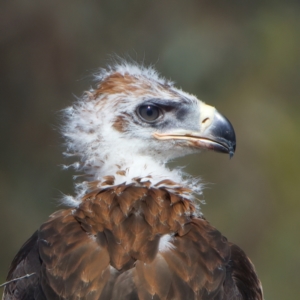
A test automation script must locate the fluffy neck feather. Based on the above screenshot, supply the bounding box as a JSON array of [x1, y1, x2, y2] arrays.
[[62, 152, 203, 207]]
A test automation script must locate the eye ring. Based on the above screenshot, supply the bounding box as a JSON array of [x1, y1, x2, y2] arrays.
[[137, 105, 162, 123]]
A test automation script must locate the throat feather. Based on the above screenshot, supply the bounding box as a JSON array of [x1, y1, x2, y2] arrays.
[[73, 185, 197, 269]]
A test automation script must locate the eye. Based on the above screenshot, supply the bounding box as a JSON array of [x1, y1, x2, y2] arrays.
[[137, 105, 161, 122]]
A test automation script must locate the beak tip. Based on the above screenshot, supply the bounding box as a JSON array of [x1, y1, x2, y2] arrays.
[[229, 142, 236, 159], [208, 111, 236, 158]]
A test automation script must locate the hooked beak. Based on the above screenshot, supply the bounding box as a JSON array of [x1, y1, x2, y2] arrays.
[[153, 103, 236, 158]]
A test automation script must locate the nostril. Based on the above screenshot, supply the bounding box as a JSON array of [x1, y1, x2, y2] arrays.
[[202, 118, 209, 124]]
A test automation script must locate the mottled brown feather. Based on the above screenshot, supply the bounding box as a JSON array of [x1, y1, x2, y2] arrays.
[[112, 115, 129, 133], [3, 185, 263, 299]]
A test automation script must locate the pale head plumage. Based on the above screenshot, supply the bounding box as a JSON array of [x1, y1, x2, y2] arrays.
[[61, 61, 235, 206]]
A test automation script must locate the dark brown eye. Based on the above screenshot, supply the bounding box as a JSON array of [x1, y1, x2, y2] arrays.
[[138, 105, 161, 122]]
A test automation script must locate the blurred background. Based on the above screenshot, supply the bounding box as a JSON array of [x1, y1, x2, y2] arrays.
[[0, 0, 299, 299]]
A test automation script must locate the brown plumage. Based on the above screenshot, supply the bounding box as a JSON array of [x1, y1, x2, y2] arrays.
[[2, 62, 263, 299]]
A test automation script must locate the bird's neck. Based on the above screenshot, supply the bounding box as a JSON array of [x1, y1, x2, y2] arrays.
[[92, 155, 181, 185], [62, 155, 203, 207]]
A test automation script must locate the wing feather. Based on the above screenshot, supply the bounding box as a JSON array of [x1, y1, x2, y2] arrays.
[[3, 186, 263, 300], [3, 231, 44, 299]]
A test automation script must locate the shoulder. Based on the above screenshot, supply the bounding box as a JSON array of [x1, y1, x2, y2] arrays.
[[3, 231, 42, 299], [223, 243, 264, 300]]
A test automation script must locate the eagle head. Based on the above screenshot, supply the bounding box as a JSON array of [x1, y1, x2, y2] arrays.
[[62, 62, 236, 203]]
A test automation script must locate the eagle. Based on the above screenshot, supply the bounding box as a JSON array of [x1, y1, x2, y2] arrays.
[[2, 62, 263, 300]]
